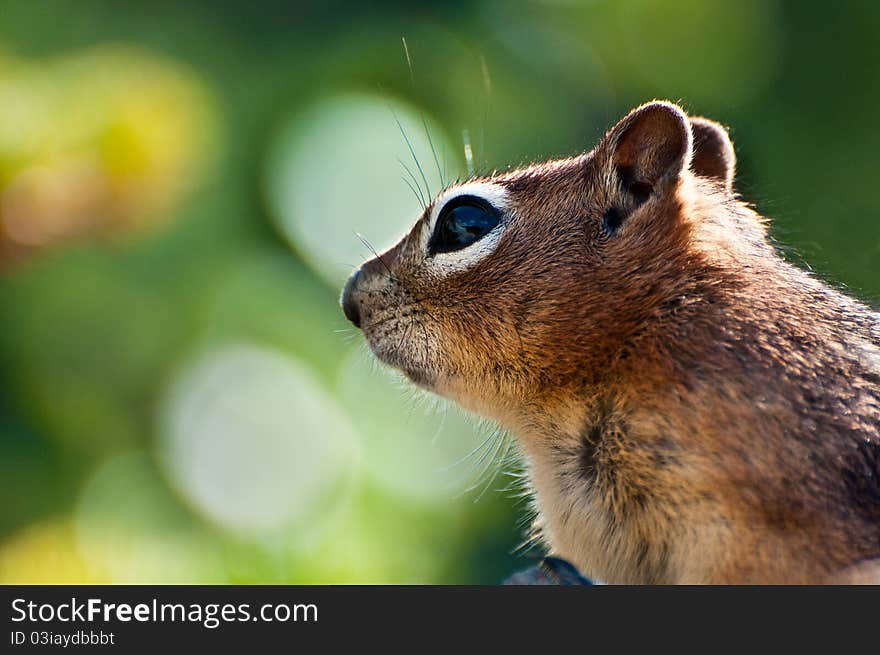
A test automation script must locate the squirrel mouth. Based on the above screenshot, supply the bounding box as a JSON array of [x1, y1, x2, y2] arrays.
[[362, 334, 436, 390]]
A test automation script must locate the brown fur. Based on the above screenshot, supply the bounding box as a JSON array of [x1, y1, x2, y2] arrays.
[[342, 101, 880, 584]]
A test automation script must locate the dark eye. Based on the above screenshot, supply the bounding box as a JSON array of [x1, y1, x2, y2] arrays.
[[429, 195, 501, 255]]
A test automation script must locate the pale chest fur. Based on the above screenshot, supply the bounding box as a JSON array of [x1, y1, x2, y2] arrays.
[[521, 425, 726, 584], [529, 455, 659, 583]]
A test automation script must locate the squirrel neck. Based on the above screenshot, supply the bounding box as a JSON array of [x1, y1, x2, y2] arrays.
[[505, 251, 880, 582]]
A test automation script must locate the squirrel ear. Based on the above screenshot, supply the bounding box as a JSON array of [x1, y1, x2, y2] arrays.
[[689, 116, 735, 191], [601, 101, 693, 200]]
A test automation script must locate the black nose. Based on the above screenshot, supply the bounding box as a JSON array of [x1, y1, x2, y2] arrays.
[[341, 269, 362, 328]]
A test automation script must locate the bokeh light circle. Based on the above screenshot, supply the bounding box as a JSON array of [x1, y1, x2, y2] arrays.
[[75, 451, 226, 583], [158, 343, 359, 536], [264, 93, 459, 287]]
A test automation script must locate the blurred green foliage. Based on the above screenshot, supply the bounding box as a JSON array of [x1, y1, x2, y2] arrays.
[[0, 0, 878, 583]]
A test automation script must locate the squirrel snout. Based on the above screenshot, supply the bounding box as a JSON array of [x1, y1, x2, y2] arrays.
[[341, 269, 362, 328]]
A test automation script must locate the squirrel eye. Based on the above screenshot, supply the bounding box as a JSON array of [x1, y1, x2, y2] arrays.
[[430, 195, 501, 255]]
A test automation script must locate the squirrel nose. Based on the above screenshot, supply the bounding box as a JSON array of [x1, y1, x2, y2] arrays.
[[341, 269, 362, 328]]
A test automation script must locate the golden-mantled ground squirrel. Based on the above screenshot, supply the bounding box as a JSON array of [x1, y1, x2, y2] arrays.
[[341, 101, 880, 584]]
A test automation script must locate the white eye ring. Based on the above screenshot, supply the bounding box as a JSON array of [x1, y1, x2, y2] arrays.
[[422, 182, 510, 275]]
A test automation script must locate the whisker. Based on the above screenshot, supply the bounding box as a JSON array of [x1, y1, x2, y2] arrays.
[[362, 313, 400, 330], [464, 427, 506, 496], [401, 175, 426, 210], [395, 318, 415, 373], [392, 110, 432, 201], [401, 36, 444, 188], [443, 427, 498, 473], [473, 432, 512, 502], [512, 531, 544, 557], [417, 315, 432, 383], [401, 36, 415, 86], [461, 425, 502, 482], [355, 232, 397, 281], [422, 113, 445, 189], [479, 53, 492, 169], [398, 159, 427, 208], [429, 399, 449, 447], [462, 128, 475, 177]]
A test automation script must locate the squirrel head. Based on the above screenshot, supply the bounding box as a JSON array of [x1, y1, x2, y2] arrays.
[[342, 101, 742, 421]]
